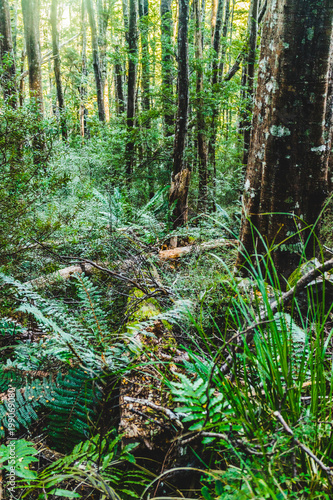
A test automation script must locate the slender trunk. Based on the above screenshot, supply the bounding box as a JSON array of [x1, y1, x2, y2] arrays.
[[139, 0, 150, 121], [19, 48, 26, 106], [115, 60, 125, 114], [217, 0, 230, 80], [169, 0, 190, 228], [21, 0, 44, 115], [86, 0, 106, 122], [50, 0, 67, 140], [80, 0, 89, 138], [194, 0, 208, 212], [97, 0, 110, 121], [125, 0, 138, 178], [160, 0, 174, 135], [0, 0, 17, 107], [242, 0, 259, 166], [237, 0, 333, 280], [208, 0, 224, 207]]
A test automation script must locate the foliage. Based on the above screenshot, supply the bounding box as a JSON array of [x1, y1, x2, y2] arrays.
[[0, 104, 69, 264]]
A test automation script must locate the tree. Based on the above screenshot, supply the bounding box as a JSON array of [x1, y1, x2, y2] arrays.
[[169, 0, 190, 228], [50, 0, 67, 140], [0, 0, 17, 107], [241, 0, 259, 166], [139, 0, 150, 119], [21, 0, 44, 115], [236, 0, 333, 280], [160, 0, 174, 135], [80, 0, 89, 138], [194, 0, 208, 212], [97, 0, 110, 120], [86, 0, 106, 122], [125, 0, 138, 177]]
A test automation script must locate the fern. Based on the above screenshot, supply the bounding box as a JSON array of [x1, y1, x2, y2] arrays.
[[170, 369, 225, 431], [27, 432, 145, 499], [0, 272, 129, 373]]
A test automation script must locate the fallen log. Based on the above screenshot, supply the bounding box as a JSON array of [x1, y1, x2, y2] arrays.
[[159, 238, 238, 260], [24, 263, 95, 288]]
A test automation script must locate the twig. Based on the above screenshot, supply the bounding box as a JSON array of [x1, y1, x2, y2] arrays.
[[123, 396, 185, 427], [274, 411, 333, 485]]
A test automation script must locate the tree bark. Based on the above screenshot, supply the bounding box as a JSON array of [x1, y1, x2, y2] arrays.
[[50, 0, 67, 140], [125, 0, 138, 177], [236, 0, 333, 280], [97, 0, 110, 120], [139, 0, 150, 120], [160, 0, 174, 135], [80, 0, 89, 138], [115, 60, 125, 114], [86, 0, 106, 122], [241, 0, 259, 166], [194, 0, 208, 212], [0, 0, 17, 107], [21, 0, 44, 115], [169, 0, 190, 228]]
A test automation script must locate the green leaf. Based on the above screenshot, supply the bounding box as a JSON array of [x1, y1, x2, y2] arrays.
[[50, 489, 81, 498], [201, 486, 213, 500]]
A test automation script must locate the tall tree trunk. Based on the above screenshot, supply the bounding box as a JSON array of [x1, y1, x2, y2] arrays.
[[115, 59, 125, 114], [125, 0, 138, 178], [236, 0, 333, 281], [194, 0, 208, 212], [21, 0, 44, 115], [139, 0, 150, 120], [160, 0, 174, 136], [86, 0, 106, 122], [169, 0, 190, 228], [19, 47, 26, 106], [208, 0, 226, 208], [0, 0, 17, 107], [50, 0, 67, 140], [80, 0, 89, 138], [97, 0, 110, 120], [241, 0, 259, 166]]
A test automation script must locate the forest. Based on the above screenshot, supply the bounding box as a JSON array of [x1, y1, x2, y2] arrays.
[[1, 0, 333, 497]]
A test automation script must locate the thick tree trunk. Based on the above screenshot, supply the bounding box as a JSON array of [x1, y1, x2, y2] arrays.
[[125, 0, 138, 178], [0, 0, 17, 107], [236, 0, 333, 280], [169, 0, 190, 228], [160, 0, 174, 136], [86, 0, 106, 122], [194, 0, 208, 212], [80, 0, 89, 138], [50, 0, 67, 140], [241, 0, 259, 166], [21, 0, 44, 115]]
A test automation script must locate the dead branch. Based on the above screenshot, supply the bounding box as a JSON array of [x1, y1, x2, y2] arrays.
[[219, 257, 333, 374], [274, 411, 333, 484], [159, 238, 237, 260], [123, 396, 186, 425]]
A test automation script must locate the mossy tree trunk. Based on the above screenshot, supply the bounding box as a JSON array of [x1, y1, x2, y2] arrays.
[[237, 0, 333, 280]]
